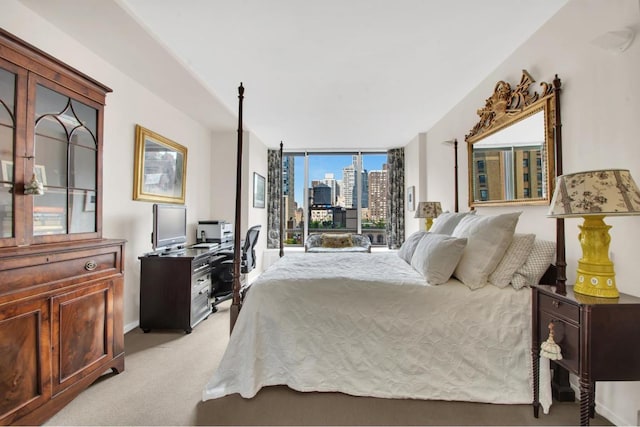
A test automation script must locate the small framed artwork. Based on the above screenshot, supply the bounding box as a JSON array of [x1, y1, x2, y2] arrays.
[[407, 185, 415, 211], [253, 172, 265, 208], [1, 160, 13, 187], [34, 164, 47, 186], [84, 191, 96, 212]]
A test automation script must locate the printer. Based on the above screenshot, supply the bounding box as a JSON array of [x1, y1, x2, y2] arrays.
[[196, 220, 233, 244]]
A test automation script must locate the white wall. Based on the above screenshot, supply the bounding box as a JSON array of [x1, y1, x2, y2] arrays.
[[245, 132, 269, 282], [424, 1, 640, 424], [1, 0, 232, 331], [208, 129, 268, 283], [404, 133, 426, 236]]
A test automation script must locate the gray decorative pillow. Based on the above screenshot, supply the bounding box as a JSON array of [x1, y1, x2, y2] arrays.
[[397, 231, 427, 264], [429, 211, 476, 235], [452, 211, 521, 290], [410, 233, 467, 285], [511, 239, 556, 290], [488, 233, 536, 288]]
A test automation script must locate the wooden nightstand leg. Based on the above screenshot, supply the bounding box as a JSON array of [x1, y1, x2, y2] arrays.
[[579, 378, 592, 426], [589, 382, 596, 419]]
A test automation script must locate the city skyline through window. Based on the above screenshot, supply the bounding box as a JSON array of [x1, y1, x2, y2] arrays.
[[283, 152, 388, 246]]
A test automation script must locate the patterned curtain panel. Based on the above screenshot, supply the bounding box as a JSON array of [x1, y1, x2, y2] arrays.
[[267, 149, 282, 249], [386, 148, 405, 249]]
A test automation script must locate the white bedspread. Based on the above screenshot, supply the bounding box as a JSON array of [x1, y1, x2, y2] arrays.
[[203, 253, 551, 412]]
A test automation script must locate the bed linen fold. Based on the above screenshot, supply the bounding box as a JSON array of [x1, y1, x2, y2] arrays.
[[203, 252, 551, 413]]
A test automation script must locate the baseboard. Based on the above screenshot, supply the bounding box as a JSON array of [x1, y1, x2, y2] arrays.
[[124, 320, 139, 334], [569, 376, 631, 426]]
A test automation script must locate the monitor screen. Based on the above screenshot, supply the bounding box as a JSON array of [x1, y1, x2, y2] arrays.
[[152, 204, 187, 251]]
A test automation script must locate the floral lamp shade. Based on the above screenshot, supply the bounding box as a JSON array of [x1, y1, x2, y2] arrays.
[[414, 201, 442, 230], [548, 169, 640, 298], [548, 169, 640, 217]]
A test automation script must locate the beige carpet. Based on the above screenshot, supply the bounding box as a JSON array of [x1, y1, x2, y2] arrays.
[[45, 300, 612, 426]]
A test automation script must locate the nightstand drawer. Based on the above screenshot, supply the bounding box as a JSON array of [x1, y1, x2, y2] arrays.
[[539, 311, 580, 374], [539, 293, 579, 323]]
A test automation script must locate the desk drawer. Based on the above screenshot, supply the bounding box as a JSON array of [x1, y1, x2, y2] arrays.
[[539, 293, 579, 324]]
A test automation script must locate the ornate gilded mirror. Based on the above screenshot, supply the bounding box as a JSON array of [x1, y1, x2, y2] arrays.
[[466, 70, 559, 207]]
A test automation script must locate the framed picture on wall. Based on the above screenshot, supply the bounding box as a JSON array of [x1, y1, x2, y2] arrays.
[[133, 124, 187, 204], [407, 185, 415, 211], [253, 172, 265, 208]]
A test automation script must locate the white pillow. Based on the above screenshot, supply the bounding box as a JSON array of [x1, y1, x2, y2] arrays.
[[488, 233, 536, 288], [429, 211, 476, 235], [397, 231, 427, 264], [451, 211, 521, 290], [511, 239, 556, 290], [410, 233, 467, 285]]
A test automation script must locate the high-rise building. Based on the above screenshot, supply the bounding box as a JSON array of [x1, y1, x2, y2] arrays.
[[312, 184, 332, 206], [357, 170, 369, 208], [368, 164, 388, 221], [342, 155, 369, 208], [342, 163, 355, 208], [320, 173, 338, 205]]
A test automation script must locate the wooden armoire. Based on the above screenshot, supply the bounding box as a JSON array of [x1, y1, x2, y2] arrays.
[[0, 29, 125, 425]]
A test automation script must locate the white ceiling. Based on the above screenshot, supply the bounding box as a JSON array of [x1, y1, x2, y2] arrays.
[[19, 0, 568, 150]]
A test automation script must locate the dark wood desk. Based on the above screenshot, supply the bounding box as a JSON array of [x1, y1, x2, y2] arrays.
[[532, 285, 640, 426], [138, 246, 230, 333]]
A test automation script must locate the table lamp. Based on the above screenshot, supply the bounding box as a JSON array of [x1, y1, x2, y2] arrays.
[[415, 201, 442, 230], [547, 169, 640, 298]]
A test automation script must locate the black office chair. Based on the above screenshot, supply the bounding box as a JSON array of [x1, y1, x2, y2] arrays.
[[210, 225, 261, 310]]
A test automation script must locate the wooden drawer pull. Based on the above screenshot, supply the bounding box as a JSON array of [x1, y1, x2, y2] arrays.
[[552, 300, 561, 308], [84, 260, 97, 271]]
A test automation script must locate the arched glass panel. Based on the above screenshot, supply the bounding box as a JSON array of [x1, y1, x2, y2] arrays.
[[70, 99, 97, 147], [33, 83, 99, 236]]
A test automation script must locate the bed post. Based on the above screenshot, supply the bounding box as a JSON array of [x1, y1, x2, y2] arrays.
[[279, 141, 284, 257], [230, 82, 244, 334], [454, 138, 459, 213], [552, 75, 566, 296]]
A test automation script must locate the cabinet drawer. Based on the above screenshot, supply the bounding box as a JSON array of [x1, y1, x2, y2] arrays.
[[539, 311, 580, 374], [539, 293, 579, 323], [0, 249, 120, 299]]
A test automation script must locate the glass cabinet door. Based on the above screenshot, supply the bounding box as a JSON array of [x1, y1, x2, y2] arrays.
[[0, 66, 16, 239], [33, 82, 98, 236]]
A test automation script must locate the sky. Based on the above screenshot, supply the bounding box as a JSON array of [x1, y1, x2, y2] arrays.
[[291, 153, 387, 204]]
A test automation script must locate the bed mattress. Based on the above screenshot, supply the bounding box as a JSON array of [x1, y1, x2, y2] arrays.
[[203, 252, 551, 412]]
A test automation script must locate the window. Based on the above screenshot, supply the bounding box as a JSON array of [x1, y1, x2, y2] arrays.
[[360, 153, 387, 246], [283, 152, 388, 247], [478, 174, 486, 185]]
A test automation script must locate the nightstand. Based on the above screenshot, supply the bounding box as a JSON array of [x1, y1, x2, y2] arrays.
[[532, 285, 640, 426]]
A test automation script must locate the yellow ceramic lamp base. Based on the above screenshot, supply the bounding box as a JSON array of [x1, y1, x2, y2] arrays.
[[425, 218, 434, 230], [573, 215, 618, 298]]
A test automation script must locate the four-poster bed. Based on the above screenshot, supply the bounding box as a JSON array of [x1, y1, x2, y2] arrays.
[[216, 71, 566, 415]]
